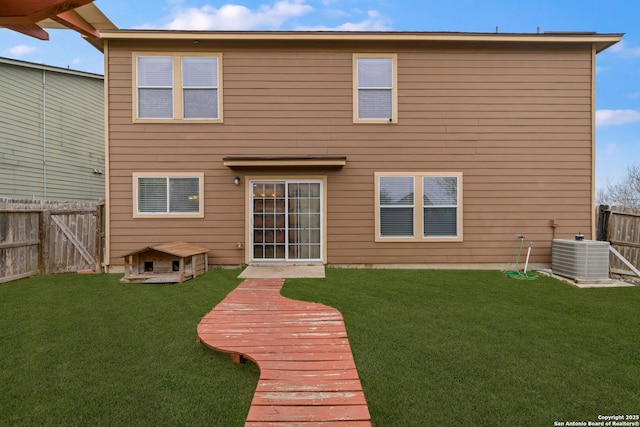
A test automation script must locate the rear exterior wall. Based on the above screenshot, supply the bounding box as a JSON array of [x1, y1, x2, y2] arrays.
[[105, 39, 594, 267]]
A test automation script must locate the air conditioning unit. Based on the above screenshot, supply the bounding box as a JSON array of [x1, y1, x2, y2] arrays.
[[552, 239, 610, 281]]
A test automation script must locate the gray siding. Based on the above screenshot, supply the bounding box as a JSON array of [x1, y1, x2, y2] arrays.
[[0, 59, 105, 201]]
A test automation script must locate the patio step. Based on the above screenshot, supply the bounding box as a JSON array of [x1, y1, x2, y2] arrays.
[[197, 278, 371, 426]]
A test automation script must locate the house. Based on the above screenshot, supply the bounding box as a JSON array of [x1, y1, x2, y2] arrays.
[[97, 30, 622, 271], [0, 57, 105, 201]]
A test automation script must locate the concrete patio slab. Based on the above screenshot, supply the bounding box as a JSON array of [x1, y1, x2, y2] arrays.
[[239, 264, 325, 279]]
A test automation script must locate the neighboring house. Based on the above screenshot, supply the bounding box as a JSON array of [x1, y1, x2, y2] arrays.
[[98, 30, 622, 271], [0, 57, 105, 201]]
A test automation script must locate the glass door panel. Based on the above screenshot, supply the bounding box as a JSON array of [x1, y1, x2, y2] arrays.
[[252, 182, 286, 260]]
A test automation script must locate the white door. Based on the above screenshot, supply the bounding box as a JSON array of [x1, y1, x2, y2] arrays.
[[251, 180, 322, 262]]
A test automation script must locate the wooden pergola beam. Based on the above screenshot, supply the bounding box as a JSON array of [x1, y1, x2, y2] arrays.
[[52, 8, 99, 38], [0, 0, 96, 39], [1, 23, 50, 40]]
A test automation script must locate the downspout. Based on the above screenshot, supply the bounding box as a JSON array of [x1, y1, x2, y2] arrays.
[[42, 69, 47, 200], [590, 44, 596, 240], [103, 40, 111, 271]]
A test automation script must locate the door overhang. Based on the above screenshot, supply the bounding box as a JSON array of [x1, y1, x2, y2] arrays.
[[223, 156, 347, 168]]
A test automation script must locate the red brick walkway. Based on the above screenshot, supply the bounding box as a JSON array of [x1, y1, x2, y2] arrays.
[[197, 278, 371, 426]]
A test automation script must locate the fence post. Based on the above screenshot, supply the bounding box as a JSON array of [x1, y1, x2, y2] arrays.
[[95, 203, 104, 273], [40, 209, 50, 274], [596, 205, 611, 242]]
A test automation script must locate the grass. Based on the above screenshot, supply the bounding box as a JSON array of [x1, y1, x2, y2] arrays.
[[1, 269, 639, 426], [281, 269, 640, 427], [0, 270, 258, 426]]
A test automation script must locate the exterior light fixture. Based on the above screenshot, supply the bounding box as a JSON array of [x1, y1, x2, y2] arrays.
[[234, 176, 241, 186]]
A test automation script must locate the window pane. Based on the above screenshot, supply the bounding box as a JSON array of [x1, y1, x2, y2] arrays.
[[358, 58, 393, 88], [183, 57, 218, 87], [358, 89, 392, 119], [381, 207, 413, 237], [169, 178, 200, 213], [139, 88, 173, 118], [424, 176, 458, 206], [138, 178, 167, 213], [424, 207, 457, 237], [379, 176, 414, 237], [184, 89, 218, 119], [380, 176, 413, 205], [137, 56, 172, 86]]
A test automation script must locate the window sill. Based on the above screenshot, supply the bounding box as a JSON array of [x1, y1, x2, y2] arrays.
[[375, 236, 463, 243], [133, 213, 205, 219], [133, 118, 223, 124], [353, 118, 397, 124]]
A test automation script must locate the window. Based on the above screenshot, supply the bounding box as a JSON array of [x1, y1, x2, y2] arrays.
[[133, 173, 204, 218], [379, 176, 414, 237], [134, 53, 222, 122], [423, 176, 459, 238], [375, 172, 462, 242], [354, 54, 397, 123]]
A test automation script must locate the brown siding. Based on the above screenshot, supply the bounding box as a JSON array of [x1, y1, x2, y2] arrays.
[[106, 39, 594, 266]]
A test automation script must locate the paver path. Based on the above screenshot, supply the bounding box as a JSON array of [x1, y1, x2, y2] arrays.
[[197, 278, 371, 426]]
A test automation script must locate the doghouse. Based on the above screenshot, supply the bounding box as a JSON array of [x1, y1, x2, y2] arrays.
[[120, 241, 209, 283]]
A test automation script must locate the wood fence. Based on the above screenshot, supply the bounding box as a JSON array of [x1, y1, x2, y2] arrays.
[[0, 198, 104, 284], [597, 205, 640, 277]]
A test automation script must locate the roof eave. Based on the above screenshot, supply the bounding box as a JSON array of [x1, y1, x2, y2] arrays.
[[96, 30, 623, 52]]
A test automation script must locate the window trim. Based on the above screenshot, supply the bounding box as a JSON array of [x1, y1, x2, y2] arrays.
[[133, 172, 205, 218], [375, 172, 463, 242], [132, 52, 223, 123], [353, 53, 398, 124]]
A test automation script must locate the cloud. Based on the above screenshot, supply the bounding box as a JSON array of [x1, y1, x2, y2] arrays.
[[608, 40, 640, 57], [604, 143, 617, 154], [298, 10, 391, 31], [596, 109, 640, 127], [164, 0, 314, 30], [6, 45, 36, 56]]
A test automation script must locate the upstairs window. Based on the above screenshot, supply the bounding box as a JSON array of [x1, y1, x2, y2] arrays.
[[133, 173, 204, 218], [134, 53, 222, 122], [137, 56, 173, 119], [182, 57, 219, 119], [354, 54, 397, 123]]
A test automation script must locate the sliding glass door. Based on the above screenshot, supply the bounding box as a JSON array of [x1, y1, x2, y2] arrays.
[[251, 180, 322, 261]]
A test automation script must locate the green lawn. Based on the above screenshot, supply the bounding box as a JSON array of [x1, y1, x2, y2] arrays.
[[0, 270, 258, 426], [1, 269, 639, 426], [283, 269, 640, 427]]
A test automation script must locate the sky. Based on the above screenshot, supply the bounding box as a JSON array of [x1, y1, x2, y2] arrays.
[[1, 0, 639, 192]]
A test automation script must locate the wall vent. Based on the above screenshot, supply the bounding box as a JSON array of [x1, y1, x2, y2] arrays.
[[552, 239, 610, 281]]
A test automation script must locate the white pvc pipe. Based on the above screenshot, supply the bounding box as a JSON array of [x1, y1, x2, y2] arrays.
[[524, 242, 533, 273]]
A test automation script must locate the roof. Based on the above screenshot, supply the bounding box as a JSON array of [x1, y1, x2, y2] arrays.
[[0, 0, 116, 45], [98, 30, 623, 53], [0, 56, 103, 79], [121, 241, 210, 258]]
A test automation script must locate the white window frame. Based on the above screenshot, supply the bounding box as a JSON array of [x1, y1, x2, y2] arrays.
[[133, 172, 205, 218], [133, 52, 223, 123], [375, 172, 463, 242], [353, 53, 398, 124]]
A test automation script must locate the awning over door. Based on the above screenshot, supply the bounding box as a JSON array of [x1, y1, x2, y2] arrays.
[[223, 156, 347, 168]]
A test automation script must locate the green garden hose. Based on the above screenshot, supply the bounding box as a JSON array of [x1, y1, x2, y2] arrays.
[[504, 237, 539, 281]]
